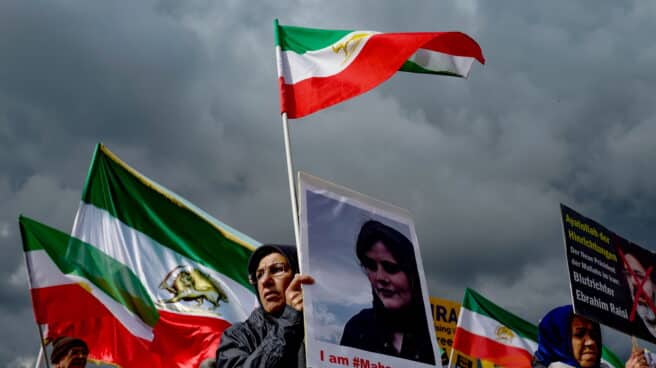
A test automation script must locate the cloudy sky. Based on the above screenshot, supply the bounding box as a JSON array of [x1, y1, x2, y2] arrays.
[[2, 0, 656, 366]]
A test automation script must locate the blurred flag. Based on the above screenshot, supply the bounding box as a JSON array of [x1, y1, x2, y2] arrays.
[[21, 216, 159, 366], [23, 143, 260, 367], [275, 20, 485, 118], [450, 288, 623, 368]]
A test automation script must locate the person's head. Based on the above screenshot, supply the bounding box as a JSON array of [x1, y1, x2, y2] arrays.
[[623, 251, 656, 337], [570, 315, 600, 368], [624, 252, 655, 305], [535, 305, 601, 368], [356, 220, 420, 312], [247, 244, 299, 315], [50, 337, 88, 368], [199, 357, 215, 368]]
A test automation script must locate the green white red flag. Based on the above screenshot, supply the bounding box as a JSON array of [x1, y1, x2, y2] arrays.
[[450, 288, 623, 368], [21, 144, 259, 367], [275, 20, 485, 119]]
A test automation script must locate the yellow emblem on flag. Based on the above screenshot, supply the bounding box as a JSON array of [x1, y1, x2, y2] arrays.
[[158, 265, 229, 311], [495, 325, 515, 343], [332, 33, 372, 64]]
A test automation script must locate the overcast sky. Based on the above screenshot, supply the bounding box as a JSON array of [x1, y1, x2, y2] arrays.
[[2, 0, 656, 366]]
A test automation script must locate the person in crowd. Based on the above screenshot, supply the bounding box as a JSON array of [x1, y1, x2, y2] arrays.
[[50, 336, 89, 368], [532, 305, 648, 368], [216, 244, 314, 368], [199, 358, 215, 368], [622, 249, 656, 339], [340, 220, 435, 365]]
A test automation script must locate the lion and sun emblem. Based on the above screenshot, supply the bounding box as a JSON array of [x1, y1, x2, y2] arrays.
[[158, 265, 229, 313]]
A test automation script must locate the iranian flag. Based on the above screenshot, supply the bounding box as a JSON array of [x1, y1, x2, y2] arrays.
[[22, 144, 259, 367], [450, 288, 623, 368], [275, 20, 485, 119]]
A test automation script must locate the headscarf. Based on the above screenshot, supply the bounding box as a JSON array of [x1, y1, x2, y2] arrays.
[[247, 244, 299, 313], [534, 305, 602, 368]]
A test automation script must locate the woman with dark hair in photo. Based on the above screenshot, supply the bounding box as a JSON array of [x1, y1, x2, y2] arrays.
[[340, 220, 435, 365], [532, 305, 647, 368]]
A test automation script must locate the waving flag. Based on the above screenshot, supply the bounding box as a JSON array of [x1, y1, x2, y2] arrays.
[[23, 143, 259, 367], [21, 216, 159, 366], [450, 288, 623, 368], [275, 20, 485, 118]]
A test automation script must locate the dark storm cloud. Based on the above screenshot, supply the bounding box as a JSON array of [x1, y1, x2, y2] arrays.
[[2, 0, 656, 364]]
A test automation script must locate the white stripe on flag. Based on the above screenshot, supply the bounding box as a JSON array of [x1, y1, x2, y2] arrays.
[[458, 306, 538, 352], [408, 49, 476, 77], [26, 250, 154, 340], [279, 32, 377, 83], [72, 202, 256, 323]]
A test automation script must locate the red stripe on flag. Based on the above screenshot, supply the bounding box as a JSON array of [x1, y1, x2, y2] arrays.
[[418, 32, 485, 63], [31, 284, 111, 324], [31, 284, 230, 367], [154, 310, 231, 367], [452, 328, 533, 368], [280, 32, 482, 118]]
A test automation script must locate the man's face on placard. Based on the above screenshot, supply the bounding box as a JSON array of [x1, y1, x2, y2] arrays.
[[625, 253, 656, 336], [625, 254, 654, 304]]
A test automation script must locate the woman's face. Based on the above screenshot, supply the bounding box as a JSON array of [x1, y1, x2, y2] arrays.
[[571, 315, 599, 368], [362, 241, 412, 311]]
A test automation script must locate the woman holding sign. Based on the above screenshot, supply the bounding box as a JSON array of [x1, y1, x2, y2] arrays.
[[340, 220, 435, 365], [532, 305, 648, 368]]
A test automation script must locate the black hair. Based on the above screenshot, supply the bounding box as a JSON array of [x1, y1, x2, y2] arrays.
[[356, 220, 421, 311], [50, 336, 88, 364]]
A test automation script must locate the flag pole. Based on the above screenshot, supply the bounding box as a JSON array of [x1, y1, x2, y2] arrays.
[[35, 325, 51, 368], [34, 343, 51, 368], [34, 345, 43, 368], [280, 112, 302, 253], [275, 19, 302, 260], [20, 228, 52, 368]]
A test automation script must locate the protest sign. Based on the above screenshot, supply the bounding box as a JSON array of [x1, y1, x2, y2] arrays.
[[561, 204, 656, 343], [299, 172, 440, 368], [430, 297, 460, 365]]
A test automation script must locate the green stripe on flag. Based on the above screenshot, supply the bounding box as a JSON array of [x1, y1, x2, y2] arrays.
[[463, 288, 537, 341], [81, 144, 254, 290], [400, 60, 462, 77], [601, 347, 623, 368], [20, 216, 75, 274], [19, 216, 159, 327], [276, 22, 352, 53], [461, 288, 623, 368]]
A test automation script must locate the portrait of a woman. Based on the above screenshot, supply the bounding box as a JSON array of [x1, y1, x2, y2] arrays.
[[340, 220, 435, 365]]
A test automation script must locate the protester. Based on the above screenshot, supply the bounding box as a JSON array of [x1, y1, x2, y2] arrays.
[[199, 358, 215, 368], [50, 336, 88, 368], [532, 305, 648, 368], [216, 244, 314, 368], [340, 220, 435, 365]]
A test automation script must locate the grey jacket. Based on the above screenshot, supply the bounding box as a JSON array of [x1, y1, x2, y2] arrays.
[[216, 305, 305, 368]]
